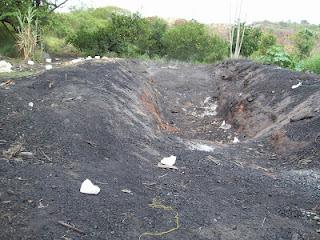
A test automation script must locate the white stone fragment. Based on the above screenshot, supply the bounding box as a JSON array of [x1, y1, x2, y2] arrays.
[[80, 179, 100, 195], [160, 155, 176, 166]]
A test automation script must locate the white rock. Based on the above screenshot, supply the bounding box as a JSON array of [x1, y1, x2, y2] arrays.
[[233, 137, 240, 143], [45, 65, 52, 70], [219, 120, 231, 130], [80, 179, 100, 195], [28, 102, 34, 108], [45, 58, 52, 63], [27, 60, 35, 65], [95, 56, 101, 60], [292, 82, 302, 89], [160, 155, 176, 166], [86, 56, 92, 60], [0, 60, 12, 73]]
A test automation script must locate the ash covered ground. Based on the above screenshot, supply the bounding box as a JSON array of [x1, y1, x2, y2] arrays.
[[0, 59, 319, 239]]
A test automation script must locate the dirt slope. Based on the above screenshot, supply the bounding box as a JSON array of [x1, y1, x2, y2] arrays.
[[0, 59, 319, 240]]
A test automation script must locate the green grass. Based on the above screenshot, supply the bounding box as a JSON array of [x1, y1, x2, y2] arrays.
[[301, 54, 320, 74], [0, 71, 35, 80]]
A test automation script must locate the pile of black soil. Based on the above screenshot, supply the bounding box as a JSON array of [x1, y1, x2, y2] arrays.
[[0, 59, 319, 240]]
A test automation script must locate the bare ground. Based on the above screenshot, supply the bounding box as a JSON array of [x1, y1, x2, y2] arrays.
[[0, 59, 319, 240]]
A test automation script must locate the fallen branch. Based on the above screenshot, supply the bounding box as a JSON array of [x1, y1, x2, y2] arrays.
[[57, 221, 85, 234], [40, 149, 52, 162]]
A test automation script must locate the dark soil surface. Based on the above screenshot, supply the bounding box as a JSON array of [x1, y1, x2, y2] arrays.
[[0, 59, 319, 240]]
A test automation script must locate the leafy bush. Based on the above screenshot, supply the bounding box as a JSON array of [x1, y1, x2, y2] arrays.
[[256, 45, 295, 68], [231, 25, 262, 57], [68, 13, 168, 58], [0, 24, 17, 57], [294, 29, 316, 59], [258, 33, 276, 55], [163, 21, 228, 62], [301, 55, 320, 74], [67, 26, 112, 56]]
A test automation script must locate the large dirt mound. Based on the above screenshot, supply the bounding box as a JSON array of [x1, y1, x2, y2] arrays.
[[0, 59, 319, 240]]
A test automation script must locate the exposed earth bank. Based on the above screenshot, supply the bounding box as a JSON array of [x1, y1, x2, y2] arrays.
[[0, 59, 319, 239]]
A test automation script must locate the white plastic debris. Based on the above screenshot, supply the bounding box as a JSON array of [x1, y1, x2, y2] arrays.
[[94, 56, 101, 60], [27, 60, 34, 65], [19, 151, 33, 157], [161, 155, 176, 166], [0, 60, 12, 73], [45, 58, 52, 63], [45, 65, 52, 70], [28, 102, 34, 108], [71, 58, 83, 64], [219, 120, 231, 130], [292, 82, 302, 89], [86, 56, 92, 60], [80, 179, 100, 195], [188, 143, 214, 152], [121, 189, 133, 194], [233, 137, 240, 144]]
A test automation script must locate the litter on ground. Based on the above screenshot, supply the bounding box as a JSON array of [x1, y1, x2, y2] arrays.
[[233, 137, 240, 143], [45, 65, 53, 70], [160, 155, 176, 166], [292, 82, 302, 89], [80, 179, 100, 195], [0, 60, 12, 73], [219, 120, 231, 130]]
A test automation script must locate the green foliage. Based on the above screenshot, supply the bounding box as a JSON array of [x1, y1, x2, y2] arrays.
[[301, 55, 320, 74], [67, 13, 168, 58], [43, 7, 125, 37], [294, 29, 316, 59], [232, 25, 262, 57], [256, 45, 295, 68], [163, 21, 228, 62], [43, 36, 79, 56], [258, 33, 277, 55], [16, 6, 39, 60], [0, 24, 17, 57]]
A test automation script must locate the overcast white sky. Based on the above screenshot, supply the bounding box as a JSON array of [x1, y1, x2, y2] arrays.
[[61, 0, 320, 24]]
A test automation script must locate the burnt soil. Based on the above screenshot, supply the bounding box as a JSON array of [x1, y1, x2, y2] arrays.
[[0, 59, 319, 240]]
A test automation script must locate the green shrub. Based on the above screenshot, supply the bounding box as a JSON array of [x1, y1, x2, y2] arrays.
[[0, 25, 17, 57], [294, 29, 316, 59], [67, 26, 112, 56], [67, 13, 167, 58], [256, 45, 296, 68], [204, 36, 229, 63], [43, 36, 79, 56], [258, 33, 277, 55], [163, 21, 228, 62], [232, 25, 262, 57], [301, 55, 320, 74]]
